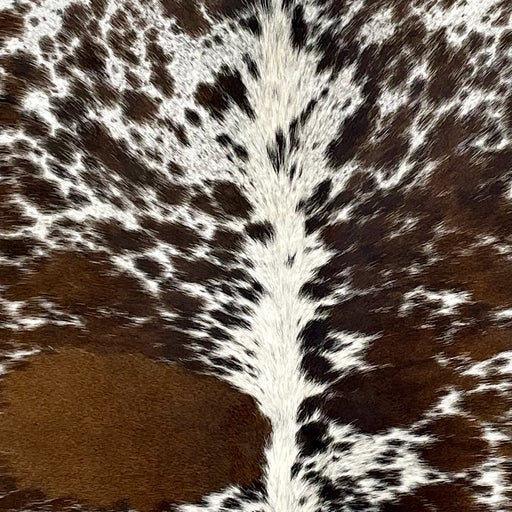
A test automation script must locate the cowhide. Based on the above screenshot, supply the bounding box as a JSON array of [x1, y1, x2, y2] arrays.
[[0, 0, 511, 511]]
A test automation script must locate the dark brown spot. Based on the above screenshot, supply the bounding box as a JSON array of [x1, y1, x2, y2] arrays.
[[290, 5, 308, 49], [122, 91, 160, 123], [21, 111, 51, 138], [161, 288, 204, 315], [172, 256, 220, 283], [0, 183, 34, 231], [184, 108, 201, 126], [95, 221, 152, 253], [44, 129, 77, 165], [107, 26, 140, 65], [204, 0, 257, 18], [213, 181, 252, 218], [0, 100, 20, 128], [427, 35, 469, 101], [76, 121, 153, 187], [0, 11, 24, 43], [154, 180, 188, 205], [159, 0, 210, 36], [191, 191, 218, 216], [59, 3, 91, 42], [443, 327, 511, 361], [195, 67, 254, 120], [90, 0, 107, 18], [75, 36, 108, 75], [245, 221, 274, 243], [144, 38, 175, 96], [0, 237, 37, 258], [134, 256, 165, 279], [17, 172, 67, 212], [140, 218, 201, 249], [0, 52, 50, 102], [324, 357, 465, 434], [327, 102, 373, 167]]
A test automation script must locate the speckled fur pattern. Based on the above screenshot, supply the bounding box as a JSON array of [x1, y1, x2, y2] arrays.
[[0, 0, 511, 510]]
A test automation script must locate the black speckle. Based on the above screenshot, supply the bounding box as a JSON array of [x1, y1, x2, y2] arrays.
[[184, 108, 202, 126], [195, 66, 254, 120], [297, 421, 330, 457], [221, 497, 241, 509], [301, 352, 334, 382], [216, 133, 233, 146], [291, 462, 302, 478], [302, 178, 332, 215], [298, 394, 326, 422], [246, 221, 275, 243], [234, 144, 249, 161], [299, 319, 328, 351], [241, 15, 261, 35], [267, 129, 286, 173], [291, 5, 308, 49]]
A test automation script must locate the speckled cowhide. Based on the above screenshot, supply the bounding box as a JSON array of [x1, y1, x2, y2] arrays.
[[0, 0, 511, 510]]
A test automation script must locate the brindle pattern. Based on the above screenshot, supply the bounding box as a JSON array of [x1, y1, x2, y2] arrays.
[[0, 0, 511, 511]]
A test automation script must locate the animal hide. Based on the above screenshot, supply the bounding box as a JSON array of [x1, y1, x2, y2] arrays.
[[0, 0, 511, 511]]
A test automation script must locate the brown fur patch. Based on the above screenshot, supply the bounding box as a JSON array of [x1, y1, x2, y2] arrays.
[[324, 358, 470, 434], [122, 91, 160, 123], [5, 251, 155, 318], [0, 11, 25, 43], [383, 482, 480, 511], [159, 0, 210, 36], [419, 416, 488, 472], [462, 389, 512, 422], [195, 68, 254, 120], [140, 218, 201, 249], [0, 51, 50, 102], [0, 183, 34, 232], [0, 349, 270, 510]]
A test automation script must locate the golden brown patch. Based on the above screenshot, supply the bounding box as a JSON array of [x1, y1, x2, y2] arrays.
[[0, 349, 270, 510]]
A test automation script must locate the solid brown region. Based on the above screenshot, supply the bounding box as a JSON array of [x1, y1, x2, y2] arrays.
[[324, 355, 473, 434], [1, 322, 170, 362], [382, 482, 480, 511], [462, 389, 512, 422], [0, 349, 270, 510], [419, 416, 488, 472]]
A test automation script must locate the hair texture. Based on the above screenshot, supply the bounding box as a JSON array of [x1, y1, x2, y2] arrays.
[[0, 0, 511, 511]]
